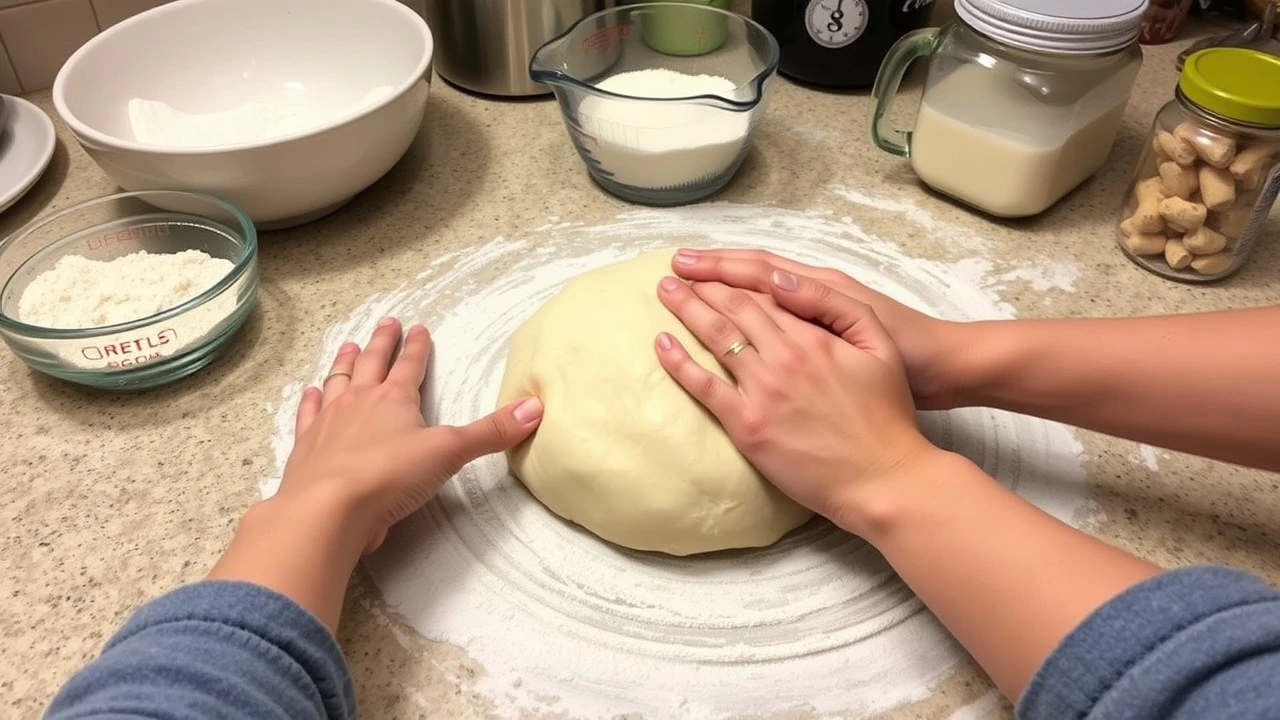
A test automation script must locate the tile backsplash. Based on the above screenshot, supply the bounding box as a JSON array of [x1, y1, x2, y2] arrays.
[[0, 0, 427, 96], [0, 0, 98, 94], [0, 0, 170, 95]]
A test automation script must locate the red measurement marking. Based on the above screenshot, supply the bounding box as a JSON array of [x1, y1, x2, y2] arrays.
[[85, 223, 171, 252], [105, 352, 163, 368], [82, 328, 177, 362], [582, 24, 630, 54]]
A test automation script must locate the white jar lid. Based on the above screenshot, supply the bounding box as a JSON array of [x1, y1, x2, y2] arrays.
[[955, 0, 1148, 55]]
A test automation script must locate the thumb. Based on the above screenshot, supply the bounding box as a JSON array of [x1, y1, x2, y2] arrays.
[[443, 396, 544, 468], [768, 270, 899, 359]]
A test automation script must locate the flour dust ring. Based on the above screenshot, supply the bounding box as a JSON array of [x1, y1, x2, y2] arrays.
[[269, 203, 1091, 718]]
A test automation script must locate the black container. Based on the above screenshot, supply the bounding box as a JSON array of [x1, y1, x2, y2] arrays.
[[752, 0, 936, 88]]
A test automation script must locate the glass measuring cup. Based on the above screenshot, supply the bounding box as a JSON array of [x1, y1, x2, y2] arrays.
[[530, 2, 779, 205]]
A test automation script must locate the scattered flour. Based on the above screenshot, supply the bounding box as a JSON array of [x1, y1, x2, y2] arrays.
[[1130, 443, 1163, 472], [999, 264, 1080, 293], [832, 186, 991, 252], [128, 86, 394, 147], [265, 200, 1097, 719], [832, 185, 1082, 295], [577, 69, 751, 189], [18, 250, 233, 329], [945, 690, 1010, 719]]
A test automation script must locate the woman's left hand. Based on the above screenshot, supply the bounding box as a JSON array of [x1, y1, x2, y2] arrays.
[[280, 317, 545, 553], [212, 317, 543, 632]]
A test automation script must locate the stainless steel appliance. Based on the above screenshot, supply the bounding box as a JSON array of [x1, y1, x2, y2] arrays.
[[423, 0, 620, 96]]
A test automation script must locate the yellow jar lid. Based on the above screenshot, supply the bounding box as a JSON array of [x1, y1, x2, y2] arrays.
[[1179, 48, 1280, 127]]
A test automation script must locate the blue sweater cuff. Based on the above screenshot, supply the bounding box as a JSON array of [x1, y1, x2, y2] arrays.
[[108, 580, 340, 659], [48, 580, 355, 720], [1018, 565, 1280, 720]]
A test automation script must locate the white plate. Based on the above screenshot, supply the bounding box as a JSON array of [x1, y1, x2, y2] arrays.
[[0, 95, 57, 215]]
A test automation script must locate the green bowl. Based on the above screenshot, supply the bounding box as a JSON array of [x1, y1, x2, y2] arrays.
[[642, 0, 734, 56]]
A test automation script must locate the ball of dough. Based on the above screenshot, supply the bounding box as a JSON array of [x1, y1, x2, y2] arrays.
[[496, 251, 812, 556]]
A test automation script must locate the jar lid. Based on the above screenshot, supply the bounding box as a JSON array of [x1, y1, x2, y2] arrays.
[[1179, 48, 1280, 127], [955, 0, 1147, 55]]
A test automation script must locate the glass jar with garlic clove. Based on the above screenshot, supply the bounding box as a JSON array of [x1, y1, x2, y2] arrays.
[[1118, 47, 1280, 282]]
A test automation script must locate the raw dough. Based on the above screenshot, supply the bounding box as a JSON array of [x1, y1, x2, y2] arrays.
[[496, 251, 812, 556]]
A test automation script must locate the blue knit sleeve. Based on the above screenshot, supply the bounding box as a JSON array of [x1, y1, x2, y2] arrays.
[[1019, 565, 1280, 720], [45, 580, 355, 720]]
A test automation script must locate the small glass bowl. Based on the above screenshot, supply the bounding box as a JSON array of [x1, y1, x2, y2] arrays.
[[0, 190, 258, 390]]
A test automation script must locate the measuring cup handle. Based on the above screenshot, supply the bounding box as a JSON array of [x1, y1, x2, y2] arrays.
[[868, 28, 941, 158]]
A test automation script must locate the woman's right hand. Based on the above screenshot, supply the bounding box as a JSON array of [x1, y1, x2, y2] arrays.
[[658, 271, 1171, 707], [653, 273, 945, 534], [669, 248, 969, 410]]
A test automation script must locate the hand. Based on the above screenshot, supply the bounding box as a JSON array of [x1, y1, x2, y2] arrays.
[[669, 248, 966, 410], [212, 317, 543, 631], [653, 275, 940, 533], [281, 317, 544, 553]]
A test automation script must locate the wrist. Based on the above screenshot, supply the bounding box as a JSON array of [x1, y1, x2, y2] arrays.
[[836, 447, 987, 544], [250, 482, 374, 556], [942, 320, 1017, 409], [209, 485, 370, 632]]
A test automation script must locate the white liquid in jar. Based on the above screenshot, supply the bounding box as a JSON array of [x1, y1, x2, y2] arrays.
[[910, 63, 1130, 217]]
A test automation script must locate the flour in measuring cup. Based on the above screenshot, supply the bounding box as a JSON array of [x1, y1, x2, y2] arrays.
[[578, 69, 750, 189], [128, 86, 394, 147]]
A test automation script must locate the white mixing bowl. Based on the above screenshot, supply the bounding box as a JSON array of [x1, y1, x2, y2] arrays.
[[53, 0, 433, 228]]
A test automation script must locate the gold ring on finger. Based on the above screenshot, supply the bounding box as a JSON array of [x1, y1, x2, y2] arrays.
[[722, 338, 752, 357], [324, 371, 353, 384]]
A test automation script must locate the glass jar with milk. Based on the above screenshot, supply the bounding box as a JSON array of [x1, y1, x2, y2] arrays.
[[869, 0, 1146, 218]]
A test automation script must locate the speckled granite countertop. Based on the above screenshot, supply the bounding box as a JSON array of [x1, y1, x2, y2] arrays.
[[3, 22, 1279, 720]]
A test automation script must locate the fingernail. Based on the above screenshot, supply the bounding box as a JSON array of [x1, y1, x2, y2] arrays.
[[659, 277, 681, 292], [340, 342, 360, 354], [408, 324, 428, 337], [673, 251, 698, 266], [513, 397, 544, 424], [771, 270, 799, 291], [378, 316, 397, 328], [657, 332, 674, 351]]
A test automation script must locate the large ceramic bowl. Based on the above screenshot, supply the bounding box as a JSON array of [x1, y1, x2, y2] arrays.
[[52, 0, 433, 229]]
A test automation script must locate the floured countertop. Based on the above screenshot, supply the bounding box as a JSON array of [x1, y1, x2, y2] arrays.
[[3, 17, 1280, 720]]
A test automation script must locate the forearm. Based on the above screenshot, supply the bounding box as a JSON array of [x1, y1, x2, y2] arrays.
[[848, 451, 1160, 701], [209, 488, 369, 632], [956, 307, 1280, 471]]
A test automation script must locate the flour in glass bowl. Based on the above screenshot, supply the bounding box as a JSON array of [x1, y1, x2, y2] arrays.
[[18, 250, 233, 329], [578, 69, 751, 189]]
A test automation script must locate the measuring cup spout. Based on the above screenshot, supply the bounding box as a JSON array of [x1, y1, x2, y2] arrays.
[[528, 31, 574, 88]]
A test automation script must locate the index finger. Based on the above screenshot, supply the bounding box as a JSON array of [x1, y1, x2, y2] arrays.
[[386, 324, 432, 392], [738, 286, 826, 338], [671, 250, 824, 291]]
